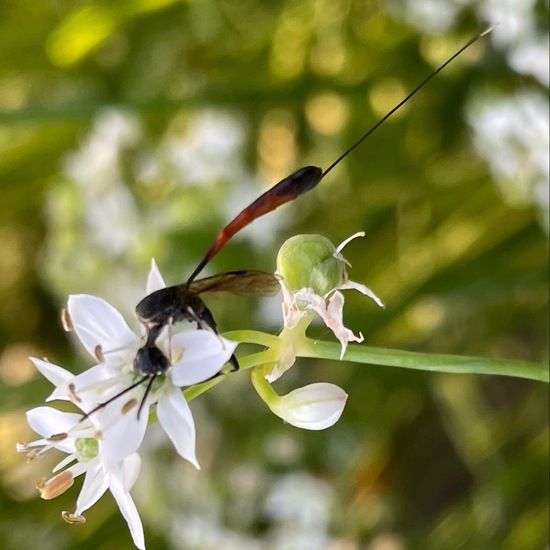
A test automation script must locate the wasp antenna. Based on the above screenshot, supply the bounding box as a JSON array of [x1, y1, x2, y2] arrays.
[[180, 27, 493, 288], [80, 375, 149, 422], [137, 376, 156, 420], [321, 27, 494, 179]]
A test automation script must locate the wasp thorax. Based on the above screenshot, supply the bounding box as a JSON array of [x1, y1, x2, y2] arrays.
[[135, 286, 179, 325]]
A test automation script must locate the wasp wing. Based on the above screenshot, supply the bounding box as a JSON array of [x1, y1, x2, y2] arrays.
[[187, 270, 280, 297]]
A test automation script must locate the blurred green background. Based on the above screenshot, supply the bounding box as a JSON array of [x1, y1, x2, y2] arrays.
[[0, 1, 548, 549]]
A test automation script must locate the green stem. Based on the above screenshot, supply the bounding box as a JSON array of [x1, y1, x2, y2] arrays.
[[222, 329, 547, 382], [184, 331, 547, 406], [222, 330, 280, 348], [183, 349, 277, 401], [298, 339, 548, 382], [250, 367, 279, 405]]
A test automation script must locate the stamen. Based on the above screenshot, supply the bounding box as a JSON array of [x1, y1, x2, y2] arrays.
[[61, 308, 73, 332], [18, 445, 47, 462], [48, 432, 68, 442], [67, 383, 81, 404], [121, 398, 138, 415], [39, 471, 74, 500], [15, 442, 29, 453], [52, 453, 78, 473], [62, 511, 86, 525], [94, 345, 104, 363]]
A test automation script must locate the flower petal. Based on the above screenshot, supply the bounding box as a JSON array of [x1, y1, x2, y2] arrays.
[[280, 283, 310, 330], [146, 258, 166, 294], [170, 332, 237, 386], [26, 407, 81, 440], [75, 461, 110, 515], [109, 474, 145, 550], [98, 402, 149, 468], [67, 364, 132, 408], [120, 453, 141, 492], [157, 387, 199, 468], [30, 358, 73, 389], [271, 383, 348, 430], [322, 291, 364, 359], [68, 294, 138, 361], [47, 363, 115, 405]]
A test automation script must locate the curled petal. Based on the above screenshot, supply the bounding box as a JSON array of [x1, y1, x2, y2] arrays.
[[324, 292, 364, 359], [292, 290, 363, 360], [157, 387, 199, 468], [280, 284, 310, 330], [271, 383, 348, 430], [339, 279, 384, 308]]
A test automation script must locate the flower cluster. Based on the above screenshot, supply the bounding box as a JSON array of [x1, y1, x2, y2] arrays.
[[17, 261, 237, 549], [251, 233, 383, 430], [18, 234, 382, 549]]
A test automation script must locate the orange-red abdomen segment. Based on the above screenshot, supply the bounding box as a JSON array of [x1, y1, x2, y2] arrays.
[[186, 166, 323, 284]]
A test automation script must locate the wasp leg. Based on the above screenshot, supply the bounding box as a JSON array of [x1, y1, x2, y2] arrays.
[[228, 354, 239, 371]]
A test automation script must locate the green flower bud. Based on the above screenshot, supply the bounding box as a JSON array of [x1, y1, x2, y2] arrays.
[[75, 437, 99, 462], [276, 234, 345, 295]]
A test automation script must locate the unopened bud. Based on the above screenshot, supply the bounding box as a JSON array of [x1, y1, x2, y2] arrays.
[[270, 382, 348, 430]]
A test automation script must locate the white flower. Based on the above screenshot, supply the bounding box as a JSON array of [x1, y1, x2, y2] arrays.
[[17, 406, 145, 550], [34, 260, 237, 467], [251, 233, 381, 431], [19, 260, 238, 550]]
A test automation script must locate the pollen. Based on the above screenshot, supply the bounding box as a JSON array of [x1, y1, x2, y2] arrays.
[[39, 471, 74, 500], [62, 511, 86, 525]]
